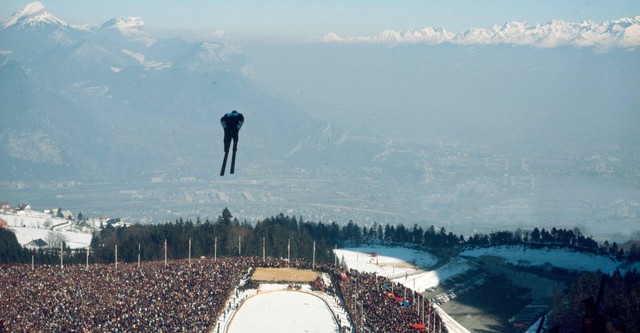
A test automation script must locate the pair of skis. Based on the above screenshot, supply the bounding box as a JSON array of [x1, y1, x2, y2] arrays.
[[220, 150, 236, 176]]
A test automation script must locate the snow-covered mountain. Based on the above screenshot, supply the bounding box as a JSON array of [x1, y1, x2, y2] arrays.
[[321, 16, 640, 50], [99, 17, 148, 38], [0, 2, 90, 57], [0, 2, 249, 74], [1, 1, 65, 29], [0, 2, 337, 182]]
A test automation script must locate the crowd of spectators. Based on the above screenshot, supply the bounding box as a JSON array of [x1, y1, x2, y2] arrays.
[[2, 256, 447, 333], [334, 268, 447, 333], [0, 258, 251, 332]]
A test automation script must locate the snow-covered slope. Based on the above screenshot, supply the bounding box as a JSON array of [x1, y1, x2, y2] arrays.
[[98, 17, 156, 47], [461, 245, 621, 274], [337, 244, 630, 292], [1, 1, 66, 30], [2, 211, 94, 249], [0, 2, 89, 57], [336, 246, 471, 292], [8, 227, 92, 249]]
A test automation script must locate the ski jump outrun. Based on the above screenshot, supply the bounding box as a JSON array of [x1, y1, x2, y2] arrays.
[[220, 110, 244, 176]]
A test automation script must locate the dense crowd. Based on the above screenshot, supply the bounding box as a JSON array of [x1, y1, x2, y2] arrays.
[[335, 269, 447, 333], [0, 258, 252, 332], [1, 256, 448, 333]]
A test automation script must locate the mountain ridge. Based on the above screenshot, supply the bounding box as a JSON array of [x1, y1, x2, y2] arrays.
[[1, 1, 66, 30], [4, 2, 638, 51], [320, 16, 640, 50]]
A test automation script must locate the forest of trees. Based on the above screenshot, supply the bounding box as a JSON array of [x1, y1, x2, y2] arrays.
[[550, 270, 639, 332], [1, 208, 638, 266]]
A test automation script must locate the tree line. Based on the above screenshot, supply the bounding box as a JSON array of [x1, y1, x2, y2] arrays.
[[1, 208, 639, 265], [550, 270, 639, 332]]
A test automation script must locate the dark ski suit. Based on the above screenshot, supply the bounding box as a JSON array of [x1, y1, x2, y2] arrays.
[[220, 110, 244, 153]]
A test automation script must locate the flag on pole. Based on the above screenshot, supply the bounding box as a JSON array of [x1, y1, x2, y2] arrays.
[[287, 238, 291, 264], [414, 279, 417, 313]]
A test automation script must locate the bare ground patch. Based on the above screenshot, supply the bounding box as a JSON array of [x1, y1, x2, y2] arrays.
[[251, 267, 319, 282]]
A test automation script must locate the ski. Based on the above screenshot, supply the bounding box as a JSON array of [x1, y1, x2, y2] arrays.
[[230, 150, 237, 174], [220, 150, 229, 176]]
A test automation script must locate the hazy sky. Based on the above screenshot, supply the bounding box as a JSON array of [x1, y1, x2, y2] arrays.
[[2, 0, 638, 41]]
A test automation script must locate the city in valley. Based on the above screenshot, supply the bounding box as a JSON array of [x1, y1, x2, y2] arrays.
[[2, 136, 637, 241]]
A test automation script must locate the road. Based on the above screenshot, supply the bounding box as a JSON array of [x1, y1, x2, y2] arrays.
[[435, 256, 568, 333]]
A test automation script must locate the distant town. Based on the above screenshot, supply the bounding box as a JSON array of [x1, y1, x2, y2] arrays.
[[0, 200, 126, 250]]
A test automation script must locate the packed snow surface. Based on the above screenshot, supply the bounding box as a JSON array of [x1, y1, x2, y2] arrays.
[[335, 245, 470, 292], [227, 291, 338, 333]]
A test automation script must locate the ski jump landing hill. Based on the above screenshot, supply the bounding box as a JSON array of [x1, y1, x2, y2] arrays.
[[213, 268, 352, 333]]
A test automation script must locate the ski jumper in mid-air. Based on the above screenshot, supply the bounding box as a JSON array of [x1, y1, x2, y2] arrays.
[[219, 110, 244, 176]]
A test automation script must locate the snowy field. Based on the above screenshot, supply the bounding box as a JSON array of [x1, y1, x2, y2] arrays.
[[335, 245, 438, 276], [2, 212, 94, 249], [335, 245, 471, 292], [460, 245, 623, 274], [227, 291, 338, 333], [2, 211, 59, 228], [8, 227, 92, 249]]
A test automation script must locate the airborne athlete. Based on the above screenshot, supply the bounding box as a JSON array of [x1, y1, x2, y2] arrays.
[[219, 110, 244, 176]]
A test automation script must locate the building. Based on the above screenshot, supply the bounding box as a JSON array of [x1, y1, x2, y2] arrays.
[[17, 203, 32, 211], [25, 238, 48, 250]]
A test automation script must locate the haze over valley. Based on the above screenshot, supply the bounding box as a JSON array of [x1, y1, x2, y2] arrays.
[[1, 2, 639, 241]]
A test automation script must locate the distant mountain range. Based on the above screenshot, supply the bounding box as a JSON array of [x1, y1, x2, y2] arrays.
[[320, 16, 640, 50], [1, 2, 638, 239]]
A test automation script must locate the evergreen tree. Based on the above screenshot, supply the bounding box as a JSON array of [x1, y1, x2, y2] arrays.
[[531, 227, 541, 243], [0, 228, 25, 263], [629, 243, 639, 261]]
